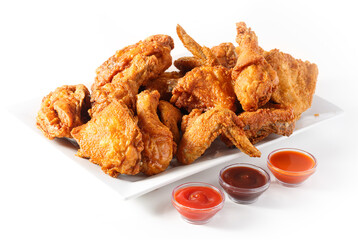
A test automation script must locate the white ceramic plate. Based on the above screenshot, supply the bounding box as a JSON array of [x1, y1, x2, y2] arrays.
[[10, 95, 342, 199]]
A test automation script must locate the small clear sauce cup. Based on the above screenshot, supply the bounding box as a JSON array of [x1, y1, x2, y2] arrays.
[[171, 182, 225, 224], [219, 163, 271, 204], [267, 148, 317, 187]]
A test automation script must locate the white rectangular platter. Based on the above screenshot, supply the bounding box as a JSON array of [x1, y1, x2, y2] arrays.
[[10, 95, 343, 199]]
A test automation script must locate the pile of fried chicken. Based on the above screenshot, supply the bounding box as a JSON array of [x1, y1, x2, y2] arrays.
[[36, 22, 318, 178]]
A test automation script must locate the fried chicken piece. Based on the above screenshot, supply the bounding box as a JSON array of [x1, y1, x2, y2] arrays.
[[143, 71, 183, 101], [89, 80, 138, 117], [210, 42, 238, 68], [36, 84, 91, 140], [222, 103, 296, 147], [174, 25, 238, 73], [158, 100, 182, 145], [175, 24, 219, 67], [174, 42, 237, 72], [174, 56, 203, 73], [71, 100, 143, 177], [264, 49, 319, 119], [92, 34, 174, 91], [90, 34, 174, 116], [171, 66, 237, 112], [232, 22, 278, 112], [177, 107, 261, 165], [136, 90, 175, 175]]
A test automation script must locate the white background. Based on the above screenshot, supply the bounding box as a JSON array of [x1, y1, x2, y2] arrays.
[[1, 0, 358, 239]]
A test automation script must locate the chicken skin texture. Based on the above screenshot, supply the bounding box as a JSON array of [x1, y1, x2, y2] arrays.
[[158, 100, 182, 145], [174, 25, 238, 73], [71, 100, 144, 177], [143, 71, 183, 101], [232, 22, 278, 112], [136, 90, 175, 175], [36, 84, 91, 140], [177, 107, 261, 165], [264, 49, 318, 119], [222, 103, 296, 147], [210, 42, 238, 68], [92, 34, 174, 91], [171, 66, 237, 112], [90, 35, 174, 116], [175, 24, 219, 68]]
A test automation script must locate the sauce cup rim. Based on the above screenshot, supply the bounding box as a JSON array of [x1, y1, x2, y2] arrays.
[[218, 163, 271, 193], [267, 148, 317, 175]]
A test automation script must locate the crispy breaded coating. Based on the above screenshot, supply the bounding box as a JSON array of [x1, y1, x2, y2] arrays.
[[223, 103, 296, 147], [92, 35, 174, 91], [177, 107, 261, 165], [158, 100, 182, 145], [36, 84, 91, 140], [232, 22, 278, 112], [174, 25, 237, 73], [174, 56, 203, 73], [210, 42, 238, 68], [90, 34, 174, 116], [136, 91, 175, 175], [71, 100, 143, 177], [176, 24, 218, 67], [264, 49, 318, 118], [175, 43, 237, 72], [171, 66, 237, 112], [143, 71, 183, 101]]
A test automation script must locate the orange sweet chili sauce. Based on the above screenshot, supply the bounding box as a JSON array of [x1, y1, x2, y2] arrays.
[[268, 149, 316, 185]]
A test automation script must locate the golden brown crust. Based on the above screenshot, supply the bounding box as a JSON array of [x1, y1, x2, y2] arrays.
[[36, 84, 91, 140], [210, 42, 238, 68], [232, 60, 279, 111], [171, 66, 237, 112], [143, 71, 183, 101], [71, 100, 144, 177], [177, 107, 261, 165], [136, 91, 176, 175], [238, 104, 295, 143], [174, 56, 204, 73], [92, 34, 174, 92], [158, 100, 182, 145], [89, 35, 174, 116], [232, 22, 279, 112], [264, 49, 318, 118]]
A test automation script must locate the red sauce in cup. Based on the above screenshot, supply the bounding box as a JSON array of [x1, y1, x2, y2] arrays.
[[172, 182, 224, 224], [269, 150, 315, 172], [267, 148, 317, 186], [174, 186, 223, 209]]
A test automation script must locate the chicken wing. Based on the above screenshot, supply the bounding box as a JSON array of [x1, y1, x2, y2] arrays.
[[171, 66, 237, 112], [264, 49, 318, 119], [175, 24, 218, 67], [36, 84, 91, 140], [177, 107, 261, 165], [174, 25, 237, 72], [158, 100, 182, 145], [174, 43, 238, 73], [71, 100, 143, 177], [222, 103, 296, 147], [143, 71, 183, 101], [92, 34, 174, 91], [90, 34, 174, 116], [232, 22, 278, 112], [136, 90, 175, 175]]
